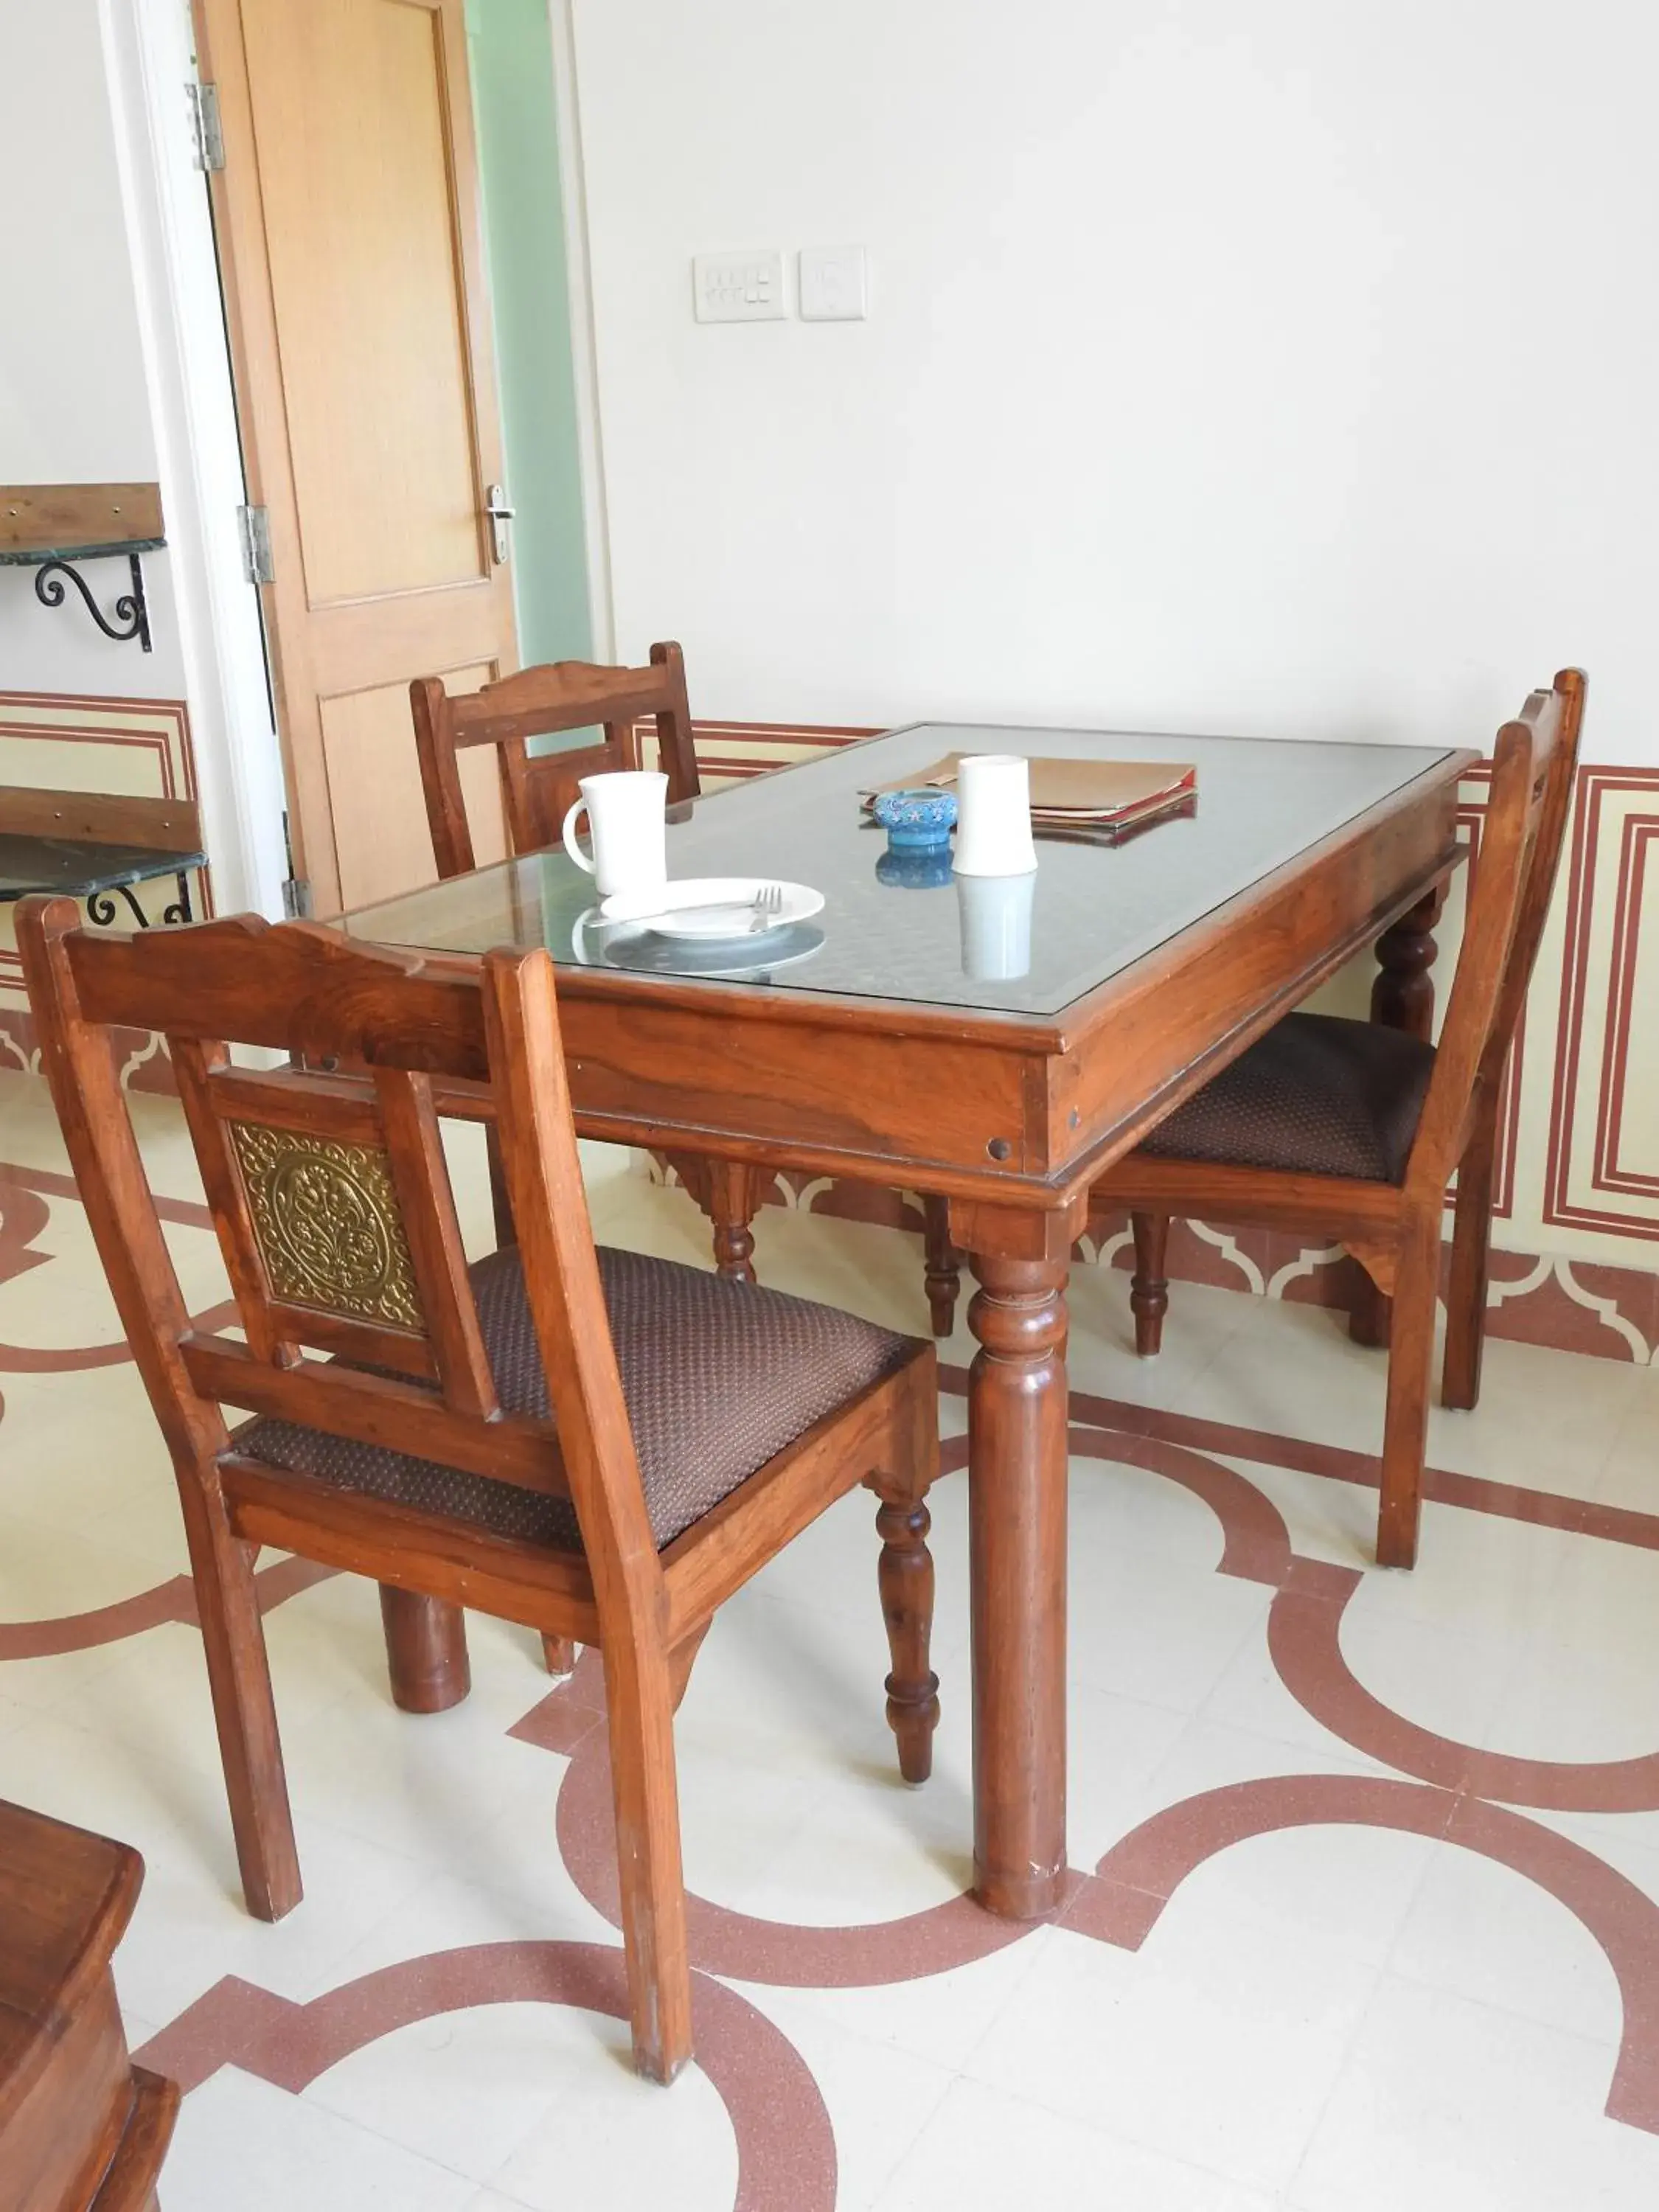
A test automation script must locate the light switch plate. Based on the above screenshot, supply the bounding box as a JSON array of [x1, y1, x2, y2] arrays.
[[799, 245, 868, 321], [693, 251, 785, 322]]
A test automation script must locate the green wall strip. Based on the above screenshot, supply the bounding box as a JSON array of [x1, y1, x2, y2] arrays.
[[466, 0, 593, 669]]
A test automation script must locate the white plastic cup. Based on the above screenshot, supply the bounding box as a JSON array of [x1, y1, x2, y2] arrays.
[[957, 869, 1036, 981], [560, 769, 669, 897], [952, 753, 1038, 877]]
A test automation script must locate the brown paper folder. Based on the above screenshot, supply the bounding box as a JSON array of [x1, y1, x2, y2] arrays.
[[864, 755, 1197, 826]]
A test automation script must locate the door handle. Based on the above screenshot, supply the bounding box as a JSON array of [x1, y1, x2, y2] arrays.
[[485, 483, 515, 566]]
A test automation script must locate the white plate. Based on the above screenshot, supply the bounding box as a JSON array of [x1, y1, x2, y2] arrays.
[[597, 876, 824, 941]]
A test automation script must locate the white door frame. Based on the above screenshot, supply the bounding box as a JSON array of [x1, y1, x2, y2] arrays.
[[92, 0, 613, 918], [97, 0, 287, 919]]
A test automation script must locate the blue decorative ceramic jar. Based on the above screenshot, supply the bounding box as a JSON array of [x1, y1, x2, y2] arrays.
[[873, 787, 958, 850]]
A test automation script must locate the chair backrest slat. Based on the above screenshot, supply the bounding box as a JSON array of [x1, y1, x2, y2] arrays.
[[63, 912, 490, 1074], [412, 641, 701, 880], [16, 905, 672, 1573], [372, 1068, 499, 1419], [1405, 669, 1586, 1193]]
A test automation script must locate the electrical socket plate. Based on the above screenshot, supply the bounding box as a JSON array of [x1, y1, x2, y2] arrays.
[[693, 251, 785, 322], [799, 245, 868, 321]]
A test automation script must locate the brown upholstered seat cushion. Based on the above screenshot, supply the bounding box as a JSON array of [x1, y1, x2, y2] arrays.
[[237, 1246, 917, 1553], [1138, 1012, 1436, 1184]]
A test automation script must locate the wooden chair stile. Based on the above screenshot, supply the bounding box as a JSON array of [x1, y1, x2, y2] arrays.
[[18, 899, 941, 2083], [1086, 669, 1587, 1569]]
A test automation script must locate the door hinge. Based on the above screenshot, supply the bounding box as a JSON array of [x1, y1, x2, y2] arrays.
[[279, 814, 310, 919], [187, 80, 226, 172], [237, 504, 274, 586]]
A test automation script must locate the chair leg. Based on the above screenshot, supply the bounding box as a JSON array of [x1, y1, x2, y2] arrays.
[[1376, 1228, 1439, 1571], [922, 1194, 962, 1338], [1129, 1211, 1170, 1357], [380, 1587, 471, 1712], [541, 1633, 578, 1676], [176, 1476, 302, 1921], [869, 1470, 940, 1785], [485, 1121, 517, 1250], [706, 1158, 761, 1284], [599, 1643, 693, 2082], [1443, 1113, 1497, 1412]]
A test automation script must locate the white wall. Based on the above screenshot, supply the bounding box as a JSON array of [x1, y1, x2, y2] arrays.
[[568, 0, 1658, 763], [0, 0, 187, 697]]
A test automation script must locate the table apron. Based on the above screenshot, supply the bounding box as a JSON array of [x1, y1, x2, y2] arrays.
[[560, 792, 1462, 1205], [561, 1001, 1038, 1174]]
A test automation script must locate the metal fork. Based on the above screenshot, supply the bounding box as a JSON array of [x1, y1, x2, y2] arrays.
[[746, 882, 785, 933]]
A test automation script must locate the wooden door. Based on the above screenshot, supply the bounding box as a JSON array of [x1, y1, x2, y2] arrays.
[[195, 0, 517, 916]]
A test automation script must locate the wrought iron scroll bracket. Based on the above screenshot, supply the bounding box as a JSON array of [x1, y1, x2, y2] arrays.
[[86, 873, 195, 932], [32, 552, 152, 653]]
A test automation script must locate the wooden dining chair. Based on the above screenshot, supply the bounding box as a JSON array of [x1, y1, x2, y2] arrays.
[[18, 899, 941, 2084], [412, 645, 962, 1337], [1088, 669, 1585, 1570], [410, 641, 702, 880]]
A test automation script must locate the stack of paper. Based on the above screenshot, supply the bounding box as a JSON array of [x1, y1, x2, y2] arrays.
[[864, 756, 1198, 844]]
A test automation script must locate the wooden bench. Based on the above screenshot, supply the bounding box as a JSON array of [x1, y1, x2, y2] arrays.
[[0, 790, 203, 931]]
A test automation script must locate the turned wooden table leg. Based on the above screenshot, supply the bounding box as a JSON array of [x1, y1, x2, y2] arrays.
[[380, 1587, 471, 1713], [1355, 885, 1447, 1346], [706, 1158, 763, 1282], [953, 1197, 1078, 1920], [671, 1151, 765, 1283]]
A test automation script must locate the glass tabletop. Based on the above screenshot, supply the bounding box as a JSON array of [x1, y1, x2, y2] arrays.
[[0, 835, 204, 902], [337, 724, 1457, 1019]]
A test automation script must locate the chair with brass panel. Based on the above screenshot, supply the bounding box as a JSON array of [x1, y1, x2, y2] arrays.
[[18, 899, 941, 2085]]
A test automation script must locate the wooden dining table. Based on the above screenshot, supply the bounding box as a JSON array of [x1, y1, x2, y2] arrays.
[[331, 719, 1475, 1921]]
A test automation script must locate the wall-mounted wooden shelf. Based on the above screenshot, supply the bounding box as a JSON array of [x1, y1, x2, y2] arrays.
[[0, 484, 166, 653]]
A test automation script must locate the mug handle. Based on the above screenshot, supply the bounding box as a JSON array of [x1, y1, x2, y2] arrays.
[[561, 796, 596, 874]]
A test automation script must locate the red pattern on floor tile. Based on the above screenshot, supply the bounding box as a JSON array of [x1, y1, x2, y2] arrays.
[[550, 1682, 1068, 1986], [1068, 1773, 1659, 2132], [131, 1941, 838, 2208], [0, 1179, 52, 1288], [9, 1194, 1659, 2169], [0, 1296, 240, 1375], [1270, 1557, 1659, 1812], [0, 1555, 334, 1661], [1069, 1426, 1294, 1587]]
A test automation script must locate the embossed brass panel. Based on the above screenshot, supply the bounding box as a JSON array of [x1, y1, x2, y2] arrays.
[[228, 1121, 425, 1332]]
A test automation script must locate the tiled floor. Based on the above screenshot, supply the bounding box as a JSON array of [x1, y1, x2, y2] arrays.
[[3, 1062, 1658, 2208]]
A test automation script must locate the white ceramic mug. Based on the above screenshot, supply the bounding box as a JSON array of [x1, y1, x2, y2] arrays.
[[560, 769, 669, 897], [957, 868, 1036, 981], [952, 753, 1038, 877]]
